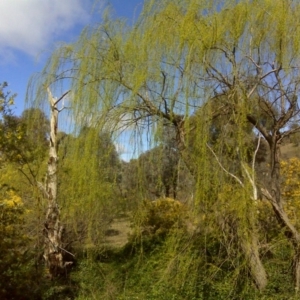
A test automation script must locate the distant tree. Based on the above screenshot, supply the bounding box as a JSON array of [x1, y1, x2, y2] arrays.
[[0, 82, 15, 114]]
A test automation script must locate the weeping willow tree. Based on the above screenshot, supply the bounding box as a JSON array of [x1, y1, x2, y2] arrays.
[[27, 0, 300, 296]]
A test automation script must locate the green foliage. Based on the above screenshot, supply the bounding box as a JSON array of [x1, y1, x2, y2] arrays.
[[0, 107, 48, 168], [0, 190, 40, 299], [21, 0, 300, 298], [121, 146, 181, 202], [0, 82, 15, 114], [141, 198, 186, 235], [126, 198, 188, 253], [281, 158, 300, 229], [57, 127, 122, 250], [0, 114, 26, 164], [72, 224, 262, 299]]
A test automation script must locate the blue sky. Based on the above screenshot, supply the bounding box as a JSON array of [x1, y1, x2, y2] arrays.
[[0, 0, 143, 116]]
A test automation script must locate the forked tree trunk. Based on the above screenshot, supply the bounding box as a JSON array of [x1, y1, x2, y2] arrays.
[[42, 88, 72, 278]]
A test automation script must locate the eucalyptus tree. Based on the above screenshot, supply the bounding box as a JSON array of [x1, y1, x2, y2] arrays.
[[28, 0, 300, 293], [38, 88, 73, 278]]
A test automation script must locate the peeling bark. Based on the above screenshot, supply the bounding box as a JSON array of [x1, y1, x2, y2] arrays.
[[42, 88, 72, 278]]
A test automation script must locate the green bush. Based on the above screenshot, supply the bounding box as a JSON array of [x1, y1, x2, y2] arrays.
[[0, 191, 41, 299], [127, 198, 188, 252], [144, 198, 186, 231]]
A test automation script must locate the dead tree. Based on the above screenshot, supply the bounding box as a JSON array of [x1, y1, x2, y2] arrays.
[[41, 88, 73, 278]]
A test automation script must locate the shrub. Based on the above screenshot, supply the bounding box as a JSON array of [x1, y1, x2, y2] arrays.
[[0, 190, 39, 299], [142, 198, 186, 235], [125, 198, 188, 254]]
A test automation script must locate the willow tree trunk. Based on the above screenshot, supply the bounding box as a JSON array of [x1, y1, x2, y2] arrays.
[[43, 88, 70, 278], [240, 230, 267, 290]]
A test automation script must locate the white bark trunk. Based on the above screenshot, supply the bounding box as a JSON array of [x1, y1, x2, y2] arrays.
[[43, 88, 71, 278]]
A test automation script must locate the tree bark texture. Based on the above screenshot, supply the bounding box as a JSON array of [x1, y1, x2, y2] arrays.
[[43, 89, 70, 278], [240, 231, 268, 291]]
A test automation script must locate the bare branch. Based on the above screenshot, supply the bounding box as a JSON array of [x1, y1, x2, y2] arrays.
[[241, 134, 261, 200], [206, 143, 244, 187], [57, 245, 75, 258], [17, 168, 34, 186], [207, 64, 232, 88], [253, 134, 261, 174], [37, 181, 49, 198], [261, 188, 300, 242], [246, 114, 272, 143], [245, 55, 262, 72], [279, 124, 300, 142], [54, 90, 71, 106], [246, 67, 278, 99]]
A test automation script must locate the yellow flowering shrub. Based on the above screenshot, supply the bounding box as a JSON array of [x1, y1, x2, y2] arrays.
[[142, 198, 187, 236], [127, 198, 188, 253], [281, 158, 300, 226], [0, 190, 31, 297]]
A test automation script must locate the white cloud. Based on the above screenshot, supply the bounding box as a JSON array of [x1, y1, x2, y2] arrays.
[[0, 0, 94, 59]]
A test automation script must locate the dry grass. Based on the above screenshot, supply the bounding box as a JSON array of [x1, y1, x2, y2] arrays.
[[104, 217, 132, 247], [280, 143, 300, 160]]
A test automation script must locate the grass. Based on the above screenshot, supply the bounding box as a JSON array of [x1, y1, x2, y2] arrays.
[[103, 217, 132, 248]]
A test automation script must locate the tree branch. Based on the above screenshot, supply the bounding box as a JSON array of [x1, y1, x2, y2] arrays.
[[246, 114, 272, 143], [206, 143, 244, 186]]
